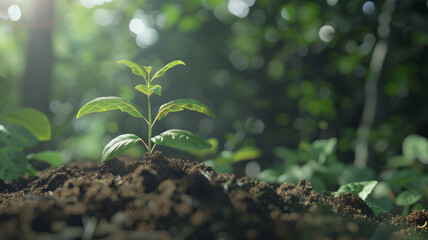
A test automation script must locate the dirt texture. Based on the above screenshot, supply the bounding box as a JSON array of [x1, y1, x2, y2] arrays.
[[0, 152, 427, 240]]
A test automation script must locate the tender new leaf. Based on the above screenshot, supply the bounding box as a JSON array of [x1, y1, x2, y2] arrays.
[[118, 60, 147, 79], [157, 99, 216, 120], [152, 60, 185, 80], [135, 85, 162, 97], [76, 97, 144, 119]]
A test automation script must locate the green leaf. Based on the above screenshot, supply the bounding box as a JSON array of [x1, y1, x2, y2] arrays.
[[387, 155, 415, 168], [76, 97, 144, 119], [27, 151, 63, 167], [185, 138, 218, 158], [232, 146, 261, 163], [161, 4, 181, 29], [0, 146, 28, 182], [0, 121, 38, 147], [334, 180, 378, 200], [102, 134, 142, 162], [25, 164, 38, 177], [151, 129, 212, 151], [118, 60, 147, 79], [152, 60, 185, 80], [143, 66, 152, 76], [309, 138, 337, 159], [396, 190, 422, 206], [402, 134, 428, 164], [257, 168, 284, 183], [203, 160, 233, 174], [0, 108, 51, 141], [157, 99, 216, 120], [338, 165, 375, 185], [365, 195, 393, 216], [135, 84, 162, 97]]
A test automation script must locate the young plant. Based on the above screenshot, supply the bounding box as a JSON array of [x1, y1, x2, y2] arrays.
[[76, 60, 216, 162]]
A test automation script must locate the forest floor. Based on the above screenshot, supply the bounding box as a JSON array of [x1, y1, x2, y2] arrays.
[[0, 151, 427, 240]]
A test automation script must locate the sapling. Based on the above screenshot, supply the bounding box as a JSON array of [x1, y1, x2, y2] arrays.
[[76, 60, 216, 162]]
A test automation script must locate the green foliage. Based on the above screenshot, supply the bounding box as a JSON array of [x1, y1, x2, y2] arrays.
[[77, 60, 215, 161], [258, 134, 427, 215], [117, 60, 147, 79], [209, 146, 261, 166], [152, 60, 185, 79], [0, 121, 38, 147], [101, 134, 141, 162], [27, 151, 63, 167], [334, 180, 378, 200], [402, 135, 428, 164], [76, 97, 144, 119], [0, 146, 28, 182], [186, 118, 262, 174], [258, 138, 341, 191], [0, 108, 51, 141], [135, 84, 162, 97], [0, 108, 63, 182], [157, 99, 217, 120], [152, 129, 212, 151], [396, 190, 422, 207]]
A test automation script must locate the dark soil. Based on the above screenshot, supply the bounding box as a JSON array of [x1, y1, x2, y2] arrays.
[[0, 152, 427, 239]]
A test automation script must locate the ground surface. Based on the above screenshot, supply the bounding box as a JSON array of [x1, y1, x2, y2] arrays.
[[0, 152, 427, 240]]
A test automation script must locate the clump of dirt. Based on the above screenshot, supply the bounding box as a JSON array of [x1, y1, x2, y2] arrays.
[[0, 151, 426, 239]]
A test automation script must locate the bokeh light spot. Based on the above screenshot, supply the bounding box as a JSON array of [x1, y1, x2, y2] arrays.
[[129, 18, 146, 34], [362, 1, 375, 15], [251, 9, 266, 25], [8, 5, 22, 22], [319, 25, 335, 42], [80, 0, 113, 8], [281, 8, 291, 20], [228, 0, 250, 18], [327, 0, 338, 7], [229, 51, 249, 71], [245, 161, 261, 178], [136, 28, 158, 48], [265, 29, 281, 43], [93, 9, 115, 26]]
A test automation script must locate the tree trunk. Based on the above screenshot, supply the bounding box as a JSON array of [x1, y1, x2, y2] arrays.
[[21, 0, 54, 115]]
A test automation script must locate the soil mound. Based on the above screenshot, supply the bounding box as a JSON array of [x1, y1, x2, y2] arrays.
[[0, 152, 426, 239]]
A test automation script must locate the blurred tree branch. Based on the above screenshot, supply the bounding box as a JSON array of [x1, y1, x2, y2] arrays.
[[354, 0, 396, 168]]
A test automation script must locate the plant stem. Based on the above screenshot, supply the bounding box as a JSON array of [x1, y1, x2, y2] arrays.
[[402, 205, 409, 217], [147, 87, 152, 155]]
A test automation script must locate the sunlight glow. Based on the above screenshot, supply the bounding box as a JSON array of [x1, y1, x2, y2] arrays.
[[8, 5, 22, 22], [228, 0, 255, 18], [80, 0, 113, 8]]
